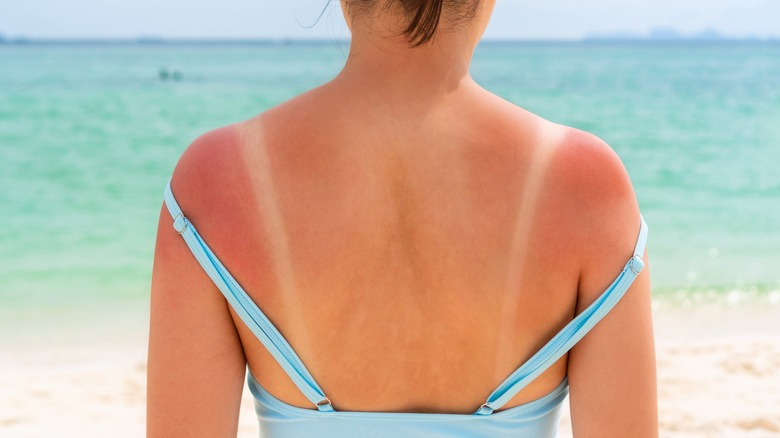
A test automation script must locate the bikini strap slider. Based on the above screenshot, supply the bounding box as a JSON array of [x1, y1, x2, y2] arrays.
[[172, 213, 189, 235], [628, 253, 644, 275], [475, 402, 494, 416], [315, 396, 334, 412]]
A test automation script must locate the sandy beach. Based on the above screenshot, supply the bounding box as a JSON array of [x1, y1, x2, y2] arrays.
[[1, 302, 779, 437]]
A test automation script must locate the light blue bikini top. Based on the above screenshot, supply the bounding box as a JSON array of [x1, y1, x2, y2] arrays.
[[163, 177, 648, 438]]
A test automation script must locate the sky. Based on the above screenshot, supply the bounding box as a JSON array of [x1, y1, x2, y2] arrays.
[[1, 0, 778, 40]]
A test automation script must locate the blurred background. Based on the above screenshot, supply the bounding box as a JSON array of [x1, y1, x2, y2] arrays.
[[1, 1, 779, 437]]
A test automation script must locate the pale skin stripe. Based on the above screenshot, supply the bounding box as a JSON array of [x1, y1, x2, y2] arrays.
[[490, 124, 561, 389], [236, 122, 322, 392]]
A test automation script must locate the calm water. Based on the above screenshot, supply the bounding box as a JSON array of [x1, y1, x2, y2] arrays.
[[1, 41, 779, 329]]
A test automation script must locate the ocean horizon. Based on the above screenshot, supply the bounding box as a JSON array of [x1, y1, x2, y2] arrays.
[[1, 37, 779, 44]]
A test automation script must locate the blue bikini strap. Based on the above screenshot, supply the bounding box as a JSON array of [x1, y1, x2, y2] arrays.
[[162, 177, 334, 412], [474, 215, 649, 415]]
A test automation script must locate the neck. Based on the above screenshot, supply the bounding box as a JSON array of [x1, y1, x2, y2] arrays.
[[331, 24, 479, 99]]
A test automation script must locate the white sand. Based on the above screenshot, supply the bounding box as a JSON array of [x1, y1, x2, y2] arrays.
[[1, 304, 779, 437]]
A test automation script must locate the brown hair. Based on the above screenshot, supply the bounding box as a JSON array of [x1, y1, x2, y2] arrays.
[[342, 0, 481, 48]]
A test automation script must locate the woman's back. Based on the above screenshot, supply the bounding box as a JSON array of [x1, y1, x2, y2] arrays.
[[147, 1, 657, 436], [178, 79, 581, 413], [158, 76, 653, 405]]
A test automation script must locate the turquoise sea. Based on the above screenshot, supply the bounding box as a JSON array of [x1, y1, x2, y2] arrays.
[[1, 41, 779, 335]]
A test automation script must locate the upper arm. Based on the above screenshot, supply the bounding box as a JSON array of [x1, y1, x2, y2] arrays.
[[146, 128, 247, 437], [560, 129, 658, 437]]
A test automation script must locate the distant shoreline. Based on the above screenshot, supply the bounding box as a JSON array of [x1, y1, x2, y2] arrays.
[[0, 37, 778, 46]]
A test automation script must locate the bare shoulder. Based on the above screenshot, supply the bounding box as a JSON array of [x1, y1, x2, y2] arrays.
[[168, 120, 256, 223], [171, 122, 241, 184], [473, 88, 642, 256], [542, 123, 643, 278], [550, 125, 638, 215], [484, 93, 638, 214], [164, 115, 282, 272], [168, 87, 322, 202]]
